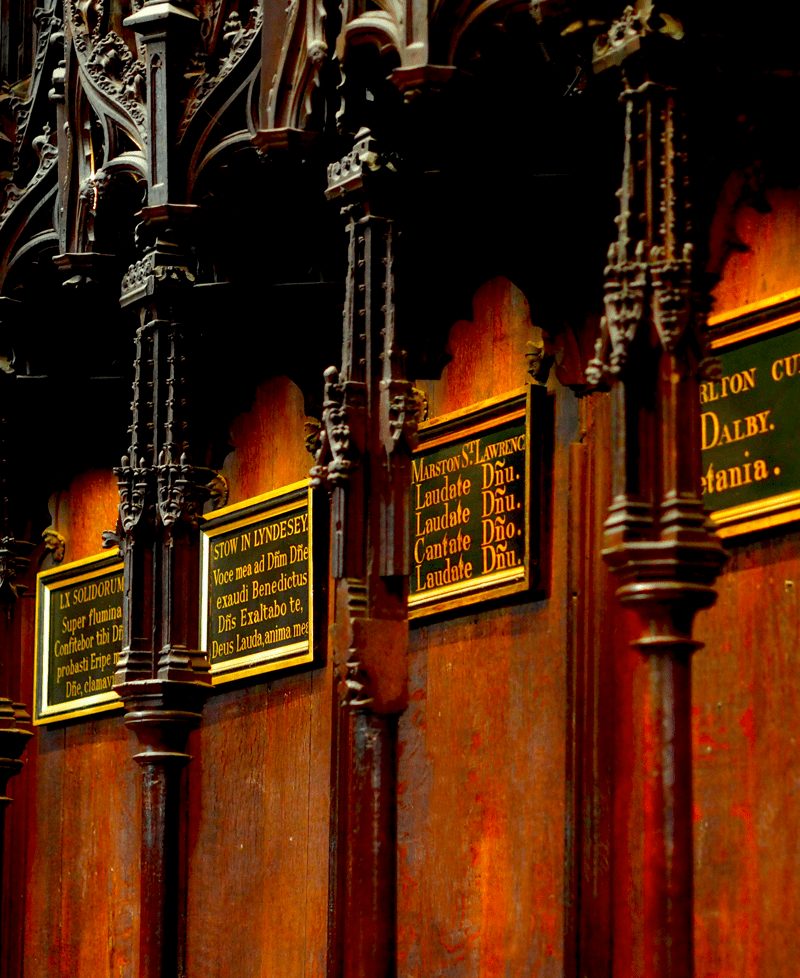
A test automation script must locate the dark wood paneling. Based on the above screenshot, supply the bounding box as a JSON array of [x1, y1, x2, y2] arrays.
[[398, 277, 574, 977], [17, 470, 137, 978], [184, 376, 331, 978], [185, 670, 331, 978], [694, 532, 800, 978], [692, 184, 800, 978]]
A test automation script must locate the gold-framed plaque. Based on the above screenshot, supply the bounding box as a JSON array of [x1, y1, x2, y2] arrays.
[[704, 288, 800, 538], [200, 481, 317, 684], [409, 385, 548, 618], [34, 551, 124, 725]]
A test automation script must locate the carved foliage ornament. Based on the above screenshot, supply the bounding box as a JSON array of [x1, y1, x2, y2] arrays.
[[383, 383, 422, 450], [181, 0, 262, 140], [157, 458, 208, 529], [650, 242, 693, 353], [116, 457, 154, 535], [310, 365, 360, 489], [66, 0, 147, 141], [0, 2, 62, 231]]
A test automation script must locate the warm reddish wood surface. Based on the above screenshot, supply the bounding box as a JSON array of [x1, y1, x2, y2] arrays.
[[14, 470, 138, 978], [691, 188, 800, 978], [49, 470, 119, 563], [712, 187, 800, 314], [11, 250, 800, 978], [566, 395, 615, 978], [184, 669, 331, 978], [32, 721, 139, 977], [421, 277, 536, 416], [184, 377, 331, 978], [694, 532, 800, 978], [398, 278, 570, 977], [221, 377, 313, 505]]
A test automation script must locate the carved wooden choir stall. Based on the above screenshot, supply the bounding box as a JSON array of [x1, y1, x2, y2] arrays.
[[1, 1, 799, 976]]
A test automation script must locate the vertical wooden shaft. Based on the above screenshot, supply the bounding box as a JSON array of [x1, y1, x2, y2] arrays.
[[338, 711, 397, 978], [135, 751, 189, 978], [590, 7, 728, 977], [639, 646, 693, 978], [319, 131, 415, 978]]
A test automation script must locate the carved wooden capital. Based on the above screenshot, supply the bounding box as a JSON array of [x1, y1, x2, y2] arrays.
[[593, 3, 686, 77], [156, 459, 211, 529], [326, 127, 400, 214], [118, 678, 207, 756]]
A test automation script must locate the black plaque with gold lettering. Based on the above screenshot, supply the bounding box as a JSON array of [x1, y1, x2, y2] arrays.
[[34, 551, 124, 725], [704, 292, 800, 537], [200, 482, 317, 683], [410, 386, 547, 618]]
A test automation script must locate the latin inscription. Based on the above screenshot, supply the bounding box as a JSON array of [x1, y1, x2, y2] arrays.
[[35, 556, 123, 724], [410, 392, 534, 615], [701, 320, 800, 532], [201, 488, 313, 681]]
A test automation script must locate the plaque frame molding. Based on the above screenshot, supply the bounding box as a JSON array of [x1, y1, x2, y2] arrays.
[[707, 288, 800, 538], [409, 385, 547, 620], [199, 481, 318, 685], [33, 550, 124, 726]]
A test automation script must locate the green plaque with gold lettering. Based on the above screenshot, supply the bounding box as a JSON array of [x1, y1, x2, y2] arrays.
[[704, 292, 800, 537], [34, 551, 124, 725], [410, 386, 548, 618], [200, 482, 317, 683]]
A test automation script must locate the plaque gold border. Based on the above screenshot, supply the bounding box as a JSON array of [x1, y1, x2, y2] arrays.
[[706, 294, 800, 538], [199, 481, 315, 684], [409, 387, 542, 619], [33, 550, 124, 725]]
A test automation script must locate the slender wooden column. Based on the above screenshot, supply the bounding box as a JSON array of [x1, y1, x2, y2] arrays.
[[113, 5, 211, 977], [314, 129, 418, 978], [588, 5, 727, 977], [114, 227, 212, 978]]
